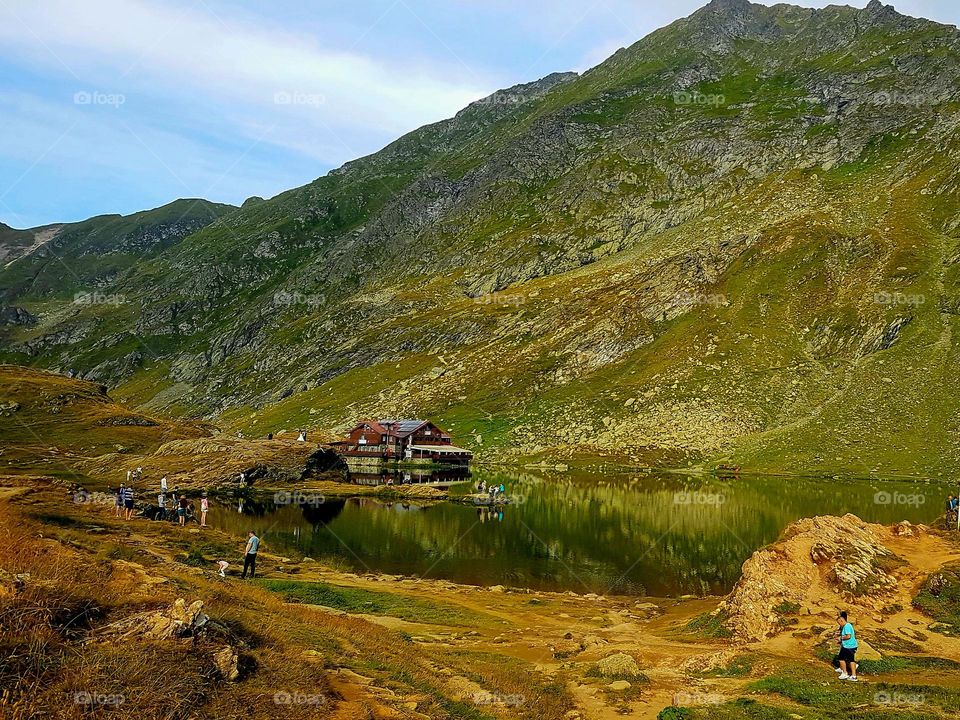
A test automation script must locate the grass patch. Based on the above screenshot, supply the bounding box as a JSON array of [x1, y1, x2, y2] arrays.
[[685, 611, 733, 639], [750, 664, 960, 716], [914, 564, 960, 636], [659, 699, 795, 720], [259, 579, 491, 627], [858, 655, 960, 675], [702, 654, 755, 678]]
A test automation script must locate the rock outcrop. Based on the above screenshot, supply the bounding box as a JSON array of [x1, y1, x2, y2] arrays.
[[717, 515, 915, 642]]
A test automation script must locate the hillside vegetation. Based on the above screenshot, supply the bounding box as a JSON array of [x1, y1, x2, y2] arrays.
[[3, 0, 960, 475]]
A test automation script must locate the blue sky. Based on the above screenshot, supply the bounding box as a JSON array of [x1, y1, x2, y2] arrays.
[[0, 0, 957, 227]]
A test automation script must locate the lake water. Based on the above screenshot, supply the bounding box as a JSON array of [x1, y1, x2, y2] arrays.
[[210, 467, 953, 597]]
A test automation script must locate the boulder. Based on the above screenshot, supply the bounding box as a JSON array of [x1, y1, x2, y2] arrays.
[[596, 652, 640, 678], [213, 645, 240, 681]]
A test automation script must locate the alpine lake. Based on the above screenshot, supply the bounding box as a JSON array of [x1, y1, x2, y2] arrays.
[[210, 467, 952, 597]]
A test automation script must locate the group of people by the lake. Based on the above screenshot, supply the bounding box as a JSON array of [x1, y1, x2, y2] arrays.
[[112, 470, 208, 528], [476, 480, 506, 500], [108, 469, 260, 581]]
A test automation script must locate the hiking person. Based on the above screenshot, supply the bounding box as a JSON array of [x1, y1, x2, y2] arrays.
[[156, 492, 166, 521], [241, 531, 260, 579], [160, 476, 168, 494], [122, 484, 135, 520], [115, 485, 124, 517], [216, 560, 229, 577], [835, 611, 859, 681], [200, 495, 209, 527], [177, 494, 189, 526]]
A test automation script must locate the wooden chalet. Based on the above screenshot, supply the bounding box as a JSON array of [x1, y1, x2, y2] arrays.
[[331, 419, 473, 465]]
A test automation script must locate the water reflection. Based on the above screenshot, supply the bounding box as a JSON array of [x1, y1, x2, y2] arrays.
[[210, 468, 952, 597], [348, 467, 471, 486]]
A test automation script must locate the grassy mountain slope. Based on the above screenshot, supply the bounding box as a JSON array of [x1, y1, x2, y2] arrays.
[[0, 198, 236, 301], [3, 0, 960, 475]]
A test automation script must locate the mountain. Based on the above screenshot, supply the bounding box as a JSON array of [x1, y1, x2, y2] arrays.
[[0, 198, 236, 299], [3, 0, 960, 477]]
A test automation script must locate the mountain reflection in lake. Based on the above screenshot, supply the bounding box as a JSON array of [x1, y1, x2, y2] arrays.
[[210, 468, 951, 597]]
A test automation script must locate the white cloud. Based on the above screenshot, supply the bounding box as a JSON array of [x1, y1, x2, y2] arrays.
[[0, 0, 493, 158]]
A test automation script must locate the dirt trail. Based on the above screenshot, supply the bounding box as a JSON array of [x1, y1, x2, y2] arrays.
[[10, 476, 960, 719]]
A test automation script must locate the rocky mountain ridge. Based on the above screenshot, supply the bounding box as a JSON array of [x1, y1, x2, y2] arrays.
[[3, 0, 960, 475]]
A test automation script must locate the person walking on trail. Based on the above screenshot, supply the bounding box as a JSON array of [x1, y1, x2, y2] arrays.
[[161, 476, 168, 495], [834, 611, 859, 681], [115, 485, 124, 518], [122, 485, 135, 520], [177, 494, 190, 527], [156, 492, 167, 521], [200, 495, 209, 527], [241, 531, 260, 579]]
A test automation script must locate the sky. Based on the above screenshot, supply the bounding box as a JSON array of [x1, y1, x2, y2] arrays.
[[0, 0, 957, 228]]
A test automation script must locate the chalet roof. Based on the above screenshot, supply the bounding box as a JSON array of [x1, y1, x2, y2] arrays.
[[378, 418, 429, 437], [347, 420, 387, 434], [347, 418, 452, 440]]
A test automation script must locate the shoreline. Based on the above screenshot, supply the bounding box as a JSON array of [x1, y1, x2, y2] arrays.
[[6, 473, 960, 719]]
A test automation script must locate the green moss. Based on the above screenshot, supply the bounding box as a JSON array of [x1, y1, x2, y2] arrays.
[[259, 579, 491, 627], [914, 564, 960, 636], [685, 611, 733, 639]]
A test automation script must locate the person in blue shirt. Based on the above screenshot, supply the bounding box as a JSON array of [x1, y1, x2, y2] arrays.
[[833, 611, 859, 681], [241, 531, 260, 579]]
